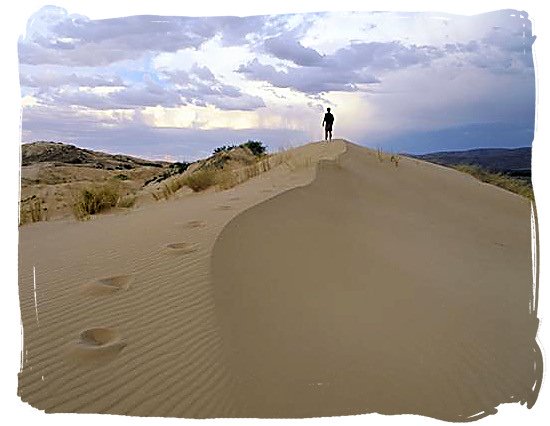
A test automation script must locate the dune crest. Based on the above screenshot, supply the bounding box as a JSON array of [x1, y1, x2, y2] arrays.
[[211, 142, 540, 420], [18, 140, 539, 419]]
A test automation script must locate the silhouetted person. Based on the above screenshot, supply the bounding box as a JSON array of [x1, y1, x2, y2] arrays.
[[322, 108, 334, 141]]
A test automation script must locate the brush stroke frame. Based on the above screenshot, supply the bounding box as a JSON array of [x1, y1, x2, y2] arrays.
[[8, 0, 549, 425]]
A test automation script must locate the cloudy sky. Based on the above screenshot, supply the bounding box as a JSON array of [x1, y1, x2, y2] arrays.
[[19, 6, 535, 160]]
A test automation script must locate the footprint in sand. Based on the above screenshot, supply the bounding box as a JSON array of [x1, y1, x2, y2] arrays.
[[81, 274, 133, 296], [216, 205, 232, 211], [228, 196, 240, 201], [67, 327, 126, 364], [261, 189, 274, 193], [185, 220, 207, 229], [165, 242, 199, 254]]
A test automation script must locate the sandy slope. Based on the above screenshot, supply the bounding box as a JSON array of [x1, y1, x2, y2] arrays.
[[17, 140, 345, 417], [18, 140, 540, 420], [211, 142, 541, 420]]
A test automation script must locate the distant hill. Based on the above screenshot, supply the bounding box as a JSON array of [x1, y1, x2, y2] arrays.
[[413, 147, 531, 178], [21, 141, 167, 169]]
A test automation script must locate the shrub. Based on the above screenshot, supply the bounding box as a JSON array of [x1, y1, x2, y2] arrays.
[[213, 141, 266, 156], [169, 162, 190, 174], [143, 161, 190, 186], [241, 140, 266, 156], [213, 145, 237, 155], [71, 182, 121, 220], [390, 153, 400, 167], [182, 169, 218, 192], [20, 198, 46, 225], [118, 194, 137, 208]]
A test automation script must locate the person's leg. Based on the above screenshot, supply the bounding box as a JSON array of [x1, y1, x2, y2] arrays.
[[329, 130, 332, 141], [324, 128, 328, 141]]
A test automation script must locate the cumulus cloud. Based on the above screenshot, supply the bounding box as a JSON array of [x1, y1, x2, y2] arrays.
[[18, 6, 288, 66], [237, 58, 380, 94], [238, 39, 444, 94], [33, 78, 182, 110], [18, 8, 536, 156], [263, 34, 324, 66], [19, 12, 214, 65], [27, 64, 265, 112], [163, 64, 265, 110]]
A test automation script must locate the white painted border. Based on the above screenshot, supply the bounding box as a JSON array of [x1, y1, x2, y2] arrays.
[[2, 1, 548, 425]]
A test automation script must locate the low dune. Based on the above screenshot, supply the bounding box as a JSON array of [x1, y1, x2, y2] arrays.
[[18, 140, 540, 420]]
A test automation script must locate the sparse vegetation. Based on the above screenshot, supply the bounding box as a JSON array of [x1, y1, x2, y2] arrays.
[[213, 145, 237, 154], [144, 161, 190, 186], [376, 147, 384, 162], [390, 153, 400, 167], [113, 173, 129, 180], [241, 140, 267, 156], [150, 178, 189, 200], [19, 197, 46, 225], [453, 164, 534, 199], [376, 147, 400, 167], [118, 194, 137, 208], [71, 182, 122, 220], [182, 169, 219, 192], [213, 140, 267, 157]]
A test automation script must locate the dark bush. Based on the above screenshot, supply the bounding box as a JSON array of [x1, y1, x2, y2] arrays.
[[169, 162, 190, 174], [241, 140, 266, 156], [213, 145, 237, 155]]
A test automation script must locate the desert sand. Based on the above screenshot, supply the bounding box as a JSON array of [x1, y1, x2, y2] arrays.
[[18, 140, 541, 420]]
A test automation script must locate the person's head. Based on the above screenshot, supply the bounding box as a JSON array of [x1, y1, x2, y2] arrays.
[[327, 107, 331, 112]]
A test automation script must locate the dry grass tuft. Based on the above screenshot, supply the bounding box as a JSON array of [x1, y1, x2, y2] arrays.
[[376, 147, 400, 167], [71, 182, 121, 220], [376, 147, 384, 162], [182, 169, 219, 192], [118, 194, 137, 208], [19, 198, 46, 225], [150, 146, 316, 197], [390, 153, 400, 167]]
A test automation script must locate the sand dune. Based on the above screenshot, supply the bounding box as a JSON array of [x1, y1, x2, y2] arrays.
[[18, 140, 540, 420], [18, 140, 345, 417], [211, 142, 541, 419]]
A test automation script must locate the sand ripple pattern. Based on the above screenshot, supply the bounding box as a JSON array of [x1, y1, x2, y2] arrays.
[[18, 204, 238, 417], [18, 140, 347, 418], [211, 142, 541, 420]]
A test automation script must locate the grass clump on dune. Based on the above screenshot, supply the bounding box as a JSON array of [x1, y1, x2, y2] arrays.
[[183, 141, 270, 192], [453, 164, 533, 199], [376, 147, 400, 167], [117, 194, 137, 208], [150, 140, 274, 196], [182, 169, 219, 192], [19, 197, 47, 225], [71, 182, 121, 220]]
